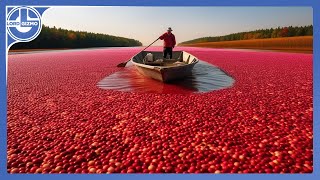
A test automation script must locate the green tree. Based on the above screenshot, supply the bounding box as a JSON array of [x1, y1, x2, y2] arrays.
[[11, 25, 142, 49]]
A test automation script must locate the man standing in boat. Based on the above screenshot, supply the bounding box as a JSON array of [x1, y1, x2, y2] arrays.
[[159, 27, 176, 59]]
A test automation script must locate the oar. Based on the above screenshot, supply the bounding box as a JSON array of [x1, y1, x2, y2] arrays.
[[117, 38, 159, 67]]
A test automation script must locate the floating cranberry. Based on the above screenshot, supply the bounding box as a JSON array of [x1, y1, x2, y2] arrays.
[[7, 47, 312, 174]]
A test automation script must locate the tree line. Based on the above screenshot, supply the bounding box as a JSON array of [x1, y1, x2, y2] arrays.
[[11, 25, 142, 49], [180, 25, 313, 44]]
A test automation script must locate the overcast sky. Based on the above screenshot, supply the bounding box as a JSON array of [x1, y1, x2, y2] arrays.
[[42, 6, 313, 46]]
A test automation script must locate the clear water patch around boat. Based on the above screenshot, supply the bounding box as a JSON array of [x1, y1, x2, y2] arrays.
[[97, 60, 234, 94]]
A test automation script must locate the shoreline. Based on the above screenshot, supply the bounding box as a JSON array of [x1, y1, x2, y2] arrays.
[[9, 48, 70, 52], [8, 46, 143, 52], [179, 36, 313, 54], [8, 47, 142, 55]]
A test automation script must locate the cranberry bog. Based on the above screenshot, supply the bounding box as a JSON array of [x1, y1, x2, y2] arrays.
[[7, 47, 313, 173]]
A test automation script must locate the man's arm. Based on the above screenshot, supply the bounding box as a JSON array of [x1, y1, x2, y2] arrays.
[[172, 35, 176, 48], [159, 33, 165, 40]]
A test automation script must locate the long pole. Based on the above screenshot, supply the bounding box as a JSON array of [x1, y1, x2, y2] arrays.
[[117, 38, 159, 67]]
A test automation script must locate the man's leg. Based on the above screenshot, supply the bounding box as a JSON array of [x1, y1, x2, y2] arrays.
[[163, 47, 168, 59], [169, 47, 173, 59]]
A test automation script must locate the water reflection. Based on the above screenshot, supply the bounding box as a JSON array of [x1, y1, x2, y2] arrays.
[[97, 61, 234, 93]]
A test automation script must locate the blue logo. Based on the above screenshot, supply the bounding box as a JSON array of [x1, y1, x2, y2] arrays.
[[6, 6, 49, 48]]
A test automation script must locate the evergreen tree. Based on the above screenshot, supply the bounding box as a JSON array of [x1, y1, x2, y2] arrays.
[[11, 25, 142, 49]]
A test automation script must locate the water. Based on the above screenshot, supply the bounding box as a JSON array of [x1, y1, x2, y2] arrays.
[[97, 60, 234, 94]]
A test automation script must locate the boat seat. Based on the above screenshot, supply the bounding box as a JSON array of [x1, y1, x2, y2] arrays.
[[144, 62, 164, 66]]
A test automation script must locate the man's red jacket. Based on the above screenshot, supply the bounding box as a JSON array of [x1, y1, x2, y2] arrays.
[[159, 32, 176, 48]]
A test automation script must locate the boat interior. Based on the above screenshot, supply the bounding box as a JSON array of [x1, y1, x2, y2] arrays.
[[132, 51, 198, 66]]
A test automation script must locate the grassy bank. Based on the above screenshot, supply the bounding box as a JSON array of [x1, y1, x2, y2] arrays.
[[180, 36, 313, 53]]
